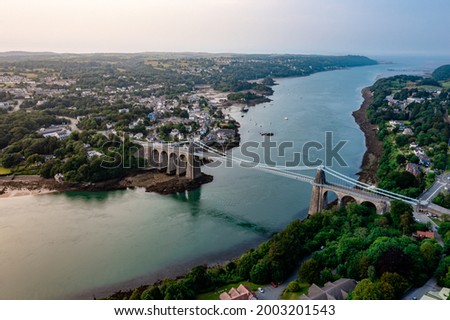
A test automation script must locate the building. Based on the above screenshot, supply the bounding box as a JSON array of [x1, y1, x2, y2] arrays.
[[402, 128, 414, 136], [406, 163, 421, 177], [219, 284, 256, 300], [414, 231, 435, 240], [300, 278, 357, 300], [40, 127, 72, 140], [420, 287, 450, 300]]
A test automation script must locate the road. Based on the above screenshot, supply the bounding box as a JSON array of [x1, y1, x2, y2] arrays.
[[256, 256, 311, 300], [403, 277, 441, 300], [420, 172, 450, 203]]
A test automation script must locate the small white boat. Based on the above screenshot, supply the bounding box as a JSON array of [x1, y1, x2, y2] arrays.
[[284, 117, 288, 120]]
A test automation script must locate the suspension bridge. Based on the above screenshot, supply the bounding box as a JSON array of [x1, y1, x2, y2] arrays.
[[137, 140, 449, 216]]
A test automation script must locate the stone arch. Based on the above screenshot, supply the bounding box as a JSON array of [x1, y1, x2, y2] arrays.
[[360, 201, 377, 215], [149, 149, 160, 168], [160, 150, 169, 168], [323, 190, 339, 209], [341, 195, 357, 208], [167, 152, 178, 174], [177, 154, 187, 176]]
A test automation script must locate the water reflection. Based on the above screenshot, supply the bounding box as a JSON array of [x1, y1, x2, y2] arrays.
[[60, 189, 128, 202], [170, 187, 272, 236]]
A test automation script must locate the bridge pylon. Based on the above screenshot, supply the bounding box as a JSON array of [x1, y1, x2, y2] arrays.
[[308, 167, 326, 215], [186, 142, 202, 180]]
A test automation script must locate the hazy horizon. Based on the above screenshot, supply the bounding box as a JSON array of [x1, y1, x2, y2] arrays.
[[2, 0, 450, 56]]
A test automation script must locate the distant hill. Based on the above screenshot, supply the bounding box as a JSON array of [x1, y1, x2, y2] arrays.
[[432, 64, 450, 81]]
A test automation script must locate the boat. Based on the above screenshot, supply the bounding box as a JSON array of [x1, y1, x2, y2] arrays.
[[284, 117, 288, 120], [260, 132, 274, 136], [241, 106, 249, 112]]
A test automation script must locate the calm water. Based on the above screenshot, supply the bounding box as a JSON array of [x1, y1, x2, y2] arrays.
[[1, 56, 449, 299]]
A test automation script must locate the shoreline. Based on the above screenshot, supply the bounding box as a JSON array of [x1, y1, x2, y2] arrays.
[[1, 68, 379, 300], [87, 77, 380, 300], [0, 171, 214, 198], [352, 87, 382, 185]]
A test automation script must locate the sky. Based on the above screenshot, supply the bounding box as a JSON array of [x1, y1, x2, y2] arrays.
[[2, 0, 450, 56]]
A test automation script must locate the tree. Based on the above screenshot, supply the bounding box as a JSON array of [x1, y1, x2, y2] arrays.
[[163, 280, 195, 300], [399, 212, 415, 235], [26, 154, 44, 166], [389, 201, 413, 229], [141, 286, 163, 300], [184, 265, 211, 292], [336, 236, 365, 264], [1, 152, 22, 168], [236, 250, 259, 279], [375, 248, 410, 278], [250, 262, 270, 284], [435, 256, 450, 287], [396, 154, 407, 165], [420, 240, 442, 274], [351, 279, 381, 300], [379, 272, 409, 299], [298, 259, 321, 284], [285, 281, 300, 292]]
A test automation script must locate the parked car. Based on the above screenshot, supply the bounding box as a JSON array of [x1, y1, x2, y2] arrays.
[[271, 282, 278, 288], [258, 288, 265, 293]]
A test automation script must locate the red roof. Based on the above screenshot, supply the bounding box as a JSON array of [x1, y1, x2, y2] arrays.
[[416, 231, 435, 239]]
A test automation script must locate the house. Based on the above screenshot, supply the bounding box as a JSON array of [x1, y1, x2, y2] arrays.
[[87, 150, 103, 160], [40, 127, 72, 140], [169, 129, 180, 138], [410, 142, 418, 149], [299, 278, 357, 300], [402, 128, 414, 136], [420, 287, 450, 300], [415, 231, 435, 239], [219, 284, 256, 300], [406, 163, 421, 177]]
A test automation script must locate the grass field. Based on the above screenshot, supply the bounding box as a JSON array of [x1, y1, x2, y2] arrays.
[[0, 167, 11, 175], [442, 81, 450, 89], [196, 281, 260, 300]]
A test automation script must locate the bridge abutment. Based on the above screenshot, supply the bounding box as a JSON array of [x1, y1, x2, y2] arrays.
[[308, 168, 390, 216]]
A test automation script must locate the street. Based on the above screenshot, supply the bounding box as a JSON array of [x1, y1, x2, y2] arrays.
[[420, 172, 450, 203]]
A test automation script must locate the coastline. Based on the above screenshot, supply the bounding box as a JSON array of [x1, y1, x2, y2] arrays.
[[352, 87, 382, 185], [1, 67, 380, 299], [0, 171, 214, 198]]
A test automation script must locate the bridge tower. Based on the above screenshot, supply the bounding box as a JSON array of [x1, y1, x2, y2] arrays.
[[186, 142, 202, 180], [308, 167, 326, 215]]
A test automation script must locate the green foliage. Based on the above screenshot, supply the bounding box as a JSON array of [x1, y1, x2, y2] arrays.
[[285, 281, 300, 292], [379, 272, 409, 299], [432, 65, 450, 81], [435, 256, 450, 287], [110, 202, 443, 300], [141, 286, 163, 300], [250, 262, 271, 284], [298, 259, 321, 284], [432, 192, 450, 209], [351, 279, 382, 300]]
